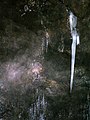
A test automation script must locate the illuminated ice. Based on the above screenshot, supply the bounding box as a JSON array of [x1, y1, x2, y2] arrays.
[[29, 90, 47, 120], [69, 12, 77, 33], [42, 31, 50, 53], [69, 12, 80, 92]]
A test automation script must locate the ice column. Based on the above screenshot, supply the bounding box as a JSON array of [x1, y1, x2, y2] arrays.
[[69, 11, 80, 92]]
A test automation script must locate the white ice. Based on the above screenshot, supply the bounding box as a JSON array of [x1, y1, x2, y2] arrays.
[[69, 12, 77, 33], [69, 12, 80, 92]]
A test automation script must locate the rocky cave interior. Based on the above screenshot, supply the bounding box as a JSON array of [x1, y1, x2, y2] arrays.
[[0, 0, 90, 120]]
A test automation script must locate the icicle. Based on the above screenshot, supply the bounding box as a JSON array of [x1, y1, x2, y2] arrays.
[[69, 11, 80, 92], [29, 90, 47, 119], [42, 94, 45, 107], [40, 18, 49, 54], [40, 113, 45, 120], [45, 31, 49, 53], [70, 30, 77, 92], [42, 31, 50, 54]]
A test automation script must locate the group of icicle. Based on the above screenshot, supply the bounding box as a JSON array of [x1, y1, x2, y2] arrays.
[[41, 10, 80, 92], [29, 89, 47, 120], [21, 1, 80, 92]]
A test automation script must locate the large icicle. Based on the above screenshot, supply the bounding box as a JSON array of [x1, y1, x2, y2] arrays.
[[69, 11, 80, 92], [70, 30, 77, 92]]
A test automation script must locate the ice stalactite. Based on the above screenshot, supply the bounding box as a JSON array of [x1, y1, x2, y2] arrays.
[[58, 0, 80, 92], [41, 19, 50, 54], [29, 89, 47, 120], [42, 31, 50, 54], [69, 11, 80, 92]]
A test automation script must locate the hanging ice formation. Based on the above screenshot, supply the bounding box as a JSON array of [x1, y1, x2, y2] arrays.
[[43, 31, 49, 53], [69, 11, 80, 92], [29, 89, 47, 120], [41, 20, 50, 54], [42, 32, 49, 54], [58, 0, 80, 92]]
